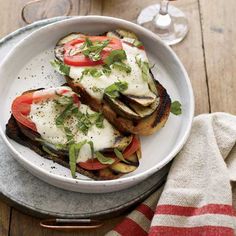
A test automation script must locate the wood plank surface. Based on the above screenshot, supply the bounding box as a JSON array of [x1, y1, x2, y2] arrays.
[[0, 201, 10, 236], [199, 0, 236, 114], [0, 0, 235, 235]]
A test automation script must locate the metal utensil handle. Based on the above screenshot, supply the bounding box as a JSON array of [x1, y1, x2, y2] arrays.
[[40, 218, 103, 230]]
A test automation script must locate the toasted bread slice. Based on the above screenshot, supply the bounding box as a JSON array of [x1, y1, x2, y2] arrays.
[[54, 30, 171, 135], [66, 76, 171, 135], [6, 88, 141, 180]]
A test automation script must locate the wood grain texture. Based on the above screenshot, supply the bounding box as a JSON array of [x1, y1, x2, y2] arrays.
[[102, 0, 209, 114], [10, 209, 123, 236], [0, 201, 11, 236], [199, 0, 236, 114]]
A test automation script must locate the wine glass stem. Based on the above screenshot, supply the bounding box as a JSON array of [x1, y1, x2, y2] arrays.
[[159, 0, 169, 15], [154, 0, 172, 29]]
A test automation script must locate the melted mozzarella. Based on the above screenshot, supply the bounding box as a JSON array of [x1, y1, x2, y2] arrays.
[[30, 101, 118, 162], [69, 42, 156, 100]]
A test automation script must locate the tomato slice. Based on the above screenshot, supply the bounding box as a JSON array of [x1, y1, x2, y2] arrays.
[[11, 88, 79, 132], [78, 136, 140, 170], [11, 92, 37, 131], [123, 136, 141, 158], [64, 36, 122, 66], [78, 159, 110, 170]]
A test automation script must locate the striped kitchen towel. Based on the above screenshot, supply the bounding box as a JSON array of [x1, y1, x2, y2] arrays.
[[107, 113, 236, 236]]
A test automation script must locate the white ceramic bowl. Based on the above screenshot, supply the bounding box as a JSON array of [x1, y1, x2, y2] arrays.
[[0, 16, 194, 193]]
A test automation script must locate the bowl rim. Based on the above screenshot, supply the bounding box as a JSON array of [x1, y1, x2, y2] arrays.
[[0, 15, 194, 187]]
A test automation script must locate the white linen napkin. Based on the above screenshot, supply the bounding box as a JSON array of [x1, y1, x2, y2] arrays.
[[107, 112, 236, 236]]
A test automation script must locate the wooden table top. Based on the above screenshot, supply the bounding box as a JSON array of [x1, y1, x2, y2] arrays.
[[0, 0, 235, 235]]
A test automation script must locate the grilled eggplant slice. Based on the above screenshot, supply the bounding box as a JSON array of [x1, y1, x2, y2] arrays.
[[98, 168, 122, 180], [124, 94, 157, 107], [128, 97, 160, 118], [110, 162, 137, 174], [106, 29, 138, 40], [125, 153, 139, 166], [54, 33, 84, 61], [103, 93, 141, 120]]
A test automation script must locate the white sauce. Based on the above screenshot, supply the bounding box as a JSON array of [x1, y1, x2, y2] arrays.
[[69, 42, 156, 100], [29, 94, 118, 162]]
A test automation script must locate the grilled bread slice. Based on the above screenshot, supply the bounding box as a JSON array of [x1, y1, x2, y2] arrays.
[[53, 29, 171, 135], [6, 87, 141, 180]]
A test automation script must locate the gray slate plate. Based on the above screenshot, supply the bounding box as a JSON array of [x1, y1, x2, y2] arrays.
[[0, 17, 169, 219]]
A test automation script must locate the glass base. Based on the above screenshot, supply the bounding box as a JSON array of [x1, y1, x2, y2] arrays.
[[137, 4, 189, 45]]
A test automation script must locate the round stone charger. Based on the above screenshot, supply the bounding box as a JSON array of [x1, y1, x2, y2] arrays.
[[0, 17, 169, 219]]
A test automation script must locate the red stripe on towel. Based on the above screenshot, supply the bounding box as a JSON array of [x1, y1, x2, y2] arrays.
[[149, 226, 234, 236], [136, 203, 154, 221], [155, 204, 236, 216], [114, 217, 147, 236]]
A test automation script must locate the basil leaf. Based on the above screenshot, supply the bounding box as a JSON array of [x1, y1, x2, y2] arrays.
[[76, 111, 93, 135], [55, 103, 74, 126], [82, 68, 102, 78], [104, 81, 128, 98], [171, 101, 182, 115], [87, 141, 94, 158], [69, 141, 87, 178], [64, 126, 74, 144], [91, 86, 102, 93], [82, 39, 110, 61], [50, 60, 70, 76], [95, 113, 104, 128], [95, 151, 115, 165], [112, 62, 131, 73], [114, 148, 129, 163], [102, 65, 112, 75], [133, 39, 143, 47], [55, 95, 74, 106], [104, 49, 127, 66], [135, 56, 151, 82]]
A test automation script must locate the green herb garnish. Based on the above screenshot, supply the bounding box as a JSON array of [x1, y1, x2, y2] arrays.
[[95, 151, 115, 165], [112, 61, 131, 73], [104, 49, 127, 66], [94, 112, 104, 128], [171, 101, 182, 115], [91, 86, 102, 93], [135, 56, 151, 82], [133, 39, 143, 47], [55, 95, 74, 106], [104, 81, 128, 98], [82, 38, 110, 61], [81, 68, 102, 80], [76, 111, 93, 135], [114, 148, 129, 163], [50, 59, 70, 76], [102, 65, 112, 76], [55, 103, 74, 127], [69, 141, 87, 178]]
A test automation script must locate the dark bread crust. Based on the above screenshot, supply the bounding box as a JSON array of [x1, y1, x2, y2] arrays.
[[6, 115, 122, 180], [66, 76, 171, 135]]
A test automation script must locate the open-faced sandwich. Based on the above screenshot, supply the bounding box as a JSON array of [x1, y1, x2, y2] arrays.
[[6, 86, 141, 180], [52, 29, 171, 135]]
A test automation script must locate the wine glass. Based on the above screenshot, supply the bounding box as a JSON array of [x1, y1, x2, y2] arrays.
[[137, 0, 189, 45]]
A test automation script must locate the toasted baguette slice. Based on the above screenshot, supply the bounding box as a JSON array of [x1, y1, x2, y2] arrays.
[[54, 30, 171, 135]]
